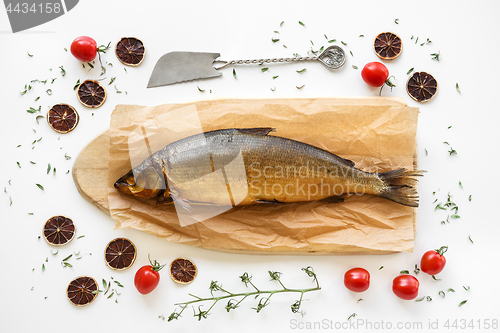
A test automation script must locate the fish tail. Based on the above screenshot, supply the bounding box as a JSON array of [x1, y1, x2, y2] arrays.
[[377, 168, 425, 207]]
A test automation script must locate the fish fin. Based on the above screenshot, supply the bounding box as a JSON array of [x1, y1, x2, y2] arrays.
[[156, 191, 174, 206], [238, 127, 275, 136], [254, 199, 282, 204], [341, 158, 355, 167], [378, 169, 426, 207], [320, 194, 352, 203], [170, 193, 192, 212]]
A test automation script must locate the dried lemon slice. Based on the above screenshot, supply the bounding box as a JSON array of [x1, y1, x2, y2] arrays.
[[77, 79, 107, 108], [406, 71, 438, 102], [104, 238, 137, 270], [170, 258, 197, 284], [47, 104, 79, 134], [67, 276, 98, 306], [43, 216, 75, 246], [374, 32, 402, 60], [116, 37, 145, 66]]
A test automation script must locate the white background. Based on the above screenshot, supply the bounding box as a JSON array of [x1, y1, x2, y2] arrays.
[[1, 1, 500, 332]]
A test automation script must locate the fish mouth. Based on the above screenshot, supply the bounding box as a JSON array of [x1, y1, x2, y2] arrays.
[[114, 172, 137, 195], [114, 168, 165, 199]]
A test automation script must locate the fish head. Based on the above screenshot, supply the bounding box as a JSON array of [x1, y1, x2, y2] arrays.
[[114, 166, 165, 199]]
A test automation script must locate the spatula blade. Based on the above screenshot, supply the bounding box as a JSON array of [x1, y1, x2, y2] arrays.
[[147, 52, 222, 88]]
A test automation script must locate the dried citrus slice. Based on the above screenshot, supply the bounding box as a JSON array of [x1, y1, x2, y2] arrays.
[[77, 79, 107, 108], [104, 238, 137, 270], [115, 37, 145, 66], [47, 104, 79, 134], [406, 71, 438, 102], [374, 32, 402, 60], [170, 258, 197, 284], [67, 276, 98, 306], [43, 216, 75, 246]]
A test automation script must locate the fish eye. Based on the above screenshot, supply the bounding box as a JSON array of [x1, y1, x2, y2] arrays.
[[126, 176, 136, 185]]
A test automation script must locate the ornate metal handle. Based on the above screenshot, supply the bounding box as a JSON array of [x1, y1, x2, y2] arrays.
[[215, 56, 319, 70], [214, 45, 345, 70]]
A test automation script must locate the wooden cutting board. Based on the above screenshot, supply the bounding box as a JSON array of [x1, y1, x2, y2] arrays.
[[72, 97, 419, 254]]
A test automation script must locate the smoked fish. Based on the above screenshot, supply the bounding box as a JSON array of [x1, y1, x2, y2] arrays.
[[114, 128, 423, 209]]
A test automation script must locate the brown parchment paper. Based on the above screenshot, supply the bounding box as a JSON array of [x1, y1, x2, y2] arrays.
[[108, 97, 419, 255]]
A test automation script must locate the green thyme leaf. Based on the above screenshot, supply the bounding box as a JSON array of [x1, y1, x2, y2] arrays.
[[463, 286, 470, 291], [395, 18, 399, 24], [197, 86, 205, 92], [379, 266, 384, 270], [36, 184, 44, 190], [271, 38, 280, 43], [407, 68, 414, 75], [296, 68, 306, 73], [59, 66, 66, 76], [47, 164, 51, 174], [328, 39, 336, 43], [400, 270, 409, 274], [456, 83, 461, 93], [431, 52, 440, 61], [298, 21, 305, 26], [352, 65, 358, 69], [347, 313, 357, 320], [341, 41, 347, 45], [439, 291, 445, 298], [261, 67, 269, 72], [415, 297, 425, 302], [459, 300, 468, 307], [73, 79, 80, 90], [272, 75, 279, 79], [233, 68, 237, 79], [296, 85, 305, 89]]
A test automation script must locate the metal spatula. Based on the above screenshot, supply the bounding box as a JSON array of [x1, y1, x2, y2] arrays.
[[147, 45, 346, 88]]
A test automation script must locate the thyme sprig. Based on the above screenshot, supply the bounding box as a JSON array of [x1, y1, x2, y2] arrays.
[[167, 267, 320, 322]]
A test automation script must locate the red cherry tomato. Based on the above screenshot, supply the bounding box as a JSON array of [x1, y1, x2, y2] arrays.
[[361, 62, 389, 87], [70, 36, 98, 62], [134, 256, 165, 295], [392, 275, 419, 300], [421, 246, 448, 275], [344, 267, 370, 292]]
